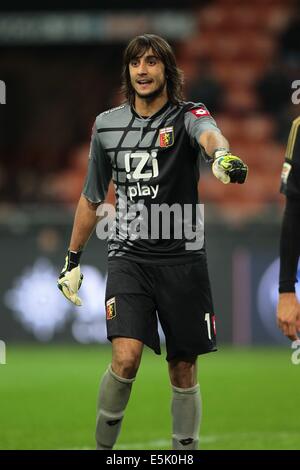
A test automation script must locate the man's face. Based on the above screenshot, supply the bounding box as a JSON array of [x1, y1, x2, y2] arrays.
[[129, 48, 167, 101]]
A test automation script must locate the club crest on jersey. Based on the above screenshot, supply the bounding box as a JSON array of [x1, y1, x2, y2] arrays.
[[190, 107, 210, 118], [159, 127, 174, 148], [106, 297, 116, 320]]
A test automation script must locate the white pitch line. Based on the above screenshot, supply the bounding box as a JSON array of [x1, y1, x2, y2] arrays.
[[116, 436, 217, 450], [65, 431, 300, 450]]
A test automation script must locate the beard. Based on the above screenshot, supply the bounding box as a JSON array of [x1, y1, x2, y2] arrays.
[[135, 79, 167, 102]]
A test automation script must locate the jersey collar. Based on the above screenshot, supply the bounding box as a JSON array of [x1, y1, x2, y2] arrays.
[[131, 100, 171, 121]]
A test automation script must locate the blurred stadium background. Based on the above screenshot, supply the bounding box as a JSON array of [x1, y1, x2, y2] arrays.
[[0, 0, 300, 450]]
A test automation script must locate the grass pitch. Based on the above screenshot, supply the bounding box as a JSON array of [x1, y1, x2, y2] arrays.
[[0, 345, 299, 450]]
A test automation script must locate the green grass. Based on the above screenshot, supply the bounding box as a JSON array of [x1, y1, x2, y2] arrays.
[[0, 345, 299, 450]]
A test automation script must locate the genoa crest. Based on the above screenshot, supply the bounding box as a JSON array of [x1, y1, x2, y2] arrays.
[[159, 126, 174, 148], [106, 297, 116, 320]]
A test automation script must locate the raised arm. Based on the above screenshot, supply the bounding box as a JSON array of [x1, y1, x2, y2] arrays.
[[199, 129, 229, 158], [184, 104, 248, 184]]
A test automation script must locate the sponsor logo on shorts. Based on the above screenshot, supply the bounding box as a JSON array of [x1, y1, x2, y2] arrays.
[[106, 297, 116, 320], [159, 126, 174, 148]]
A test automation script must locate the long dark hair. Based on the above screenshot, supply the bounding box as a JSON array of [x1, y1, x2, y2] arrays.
[[121, 34, 184, 106]]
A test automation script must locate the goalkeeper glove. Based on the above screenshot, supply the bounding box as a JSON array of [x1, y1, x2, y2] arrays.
[[57, 250, 83, 306], [212, 149, 248, 184]]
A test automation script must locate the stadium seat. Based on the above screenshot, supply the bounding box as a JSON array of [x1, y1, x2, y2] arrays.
[[223, 87, 259, 112], [182, 0, 296, 221], [211, 60, 268, 87]]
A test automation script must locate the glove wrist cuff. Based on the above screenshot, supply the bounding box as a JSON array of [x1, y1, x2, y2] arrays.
[[67, 250, 82, 270], [213, 148, 230, 160]]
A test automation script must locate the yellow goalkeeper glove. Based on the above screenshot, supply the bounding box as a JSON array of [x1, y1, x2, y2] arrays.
[[212, 149, 248, 184], [57, 250, 83, 306]]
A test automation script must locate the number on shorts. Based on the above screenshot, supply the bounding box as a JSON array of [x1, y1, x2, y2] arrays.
[[205, 313, 212, 340]]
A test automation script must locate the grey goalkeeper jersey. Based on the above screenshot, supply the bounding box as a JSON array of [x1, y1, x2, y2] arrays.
[[83, 100, 221, 264]]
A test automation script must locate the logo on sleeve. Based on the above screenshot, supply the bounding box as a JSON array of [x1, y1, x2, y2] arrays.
[[159, 126, 174, 148], [190, 107, 210, 118], [106, 297, 116, 320]]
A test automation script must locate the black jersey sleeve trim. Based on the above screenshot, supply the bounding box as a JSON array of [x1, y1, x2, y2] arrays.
[[286, 116, 300, 161]]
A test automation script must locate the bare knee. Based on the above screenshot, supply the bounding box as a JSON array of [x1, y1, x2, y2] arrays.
[[111, 338, 143, 379], [168, 357, 197, 388], [112, 356, 140, 379]]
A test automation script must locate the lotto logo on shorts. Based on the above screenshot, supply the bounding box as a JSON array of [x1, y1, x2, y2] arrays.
[[106, 297, 116, 320], [190, 107, 210, 118], [159, 126, 174, 148]]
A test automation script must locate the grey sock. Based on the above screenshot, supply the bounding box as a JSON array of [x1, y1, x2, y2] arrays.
[[171, 383, 201, 450], [95, 364, 135, 450]]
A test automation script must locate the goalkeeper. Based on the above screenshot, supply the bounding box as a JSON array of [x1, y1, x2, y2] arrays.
[[58, 34, 248, 450]]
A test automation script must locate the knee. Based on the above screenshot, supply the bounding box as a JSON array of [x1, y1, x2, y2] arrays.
[[112, 354, 140, 379], [169, 358, 197, 388]]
